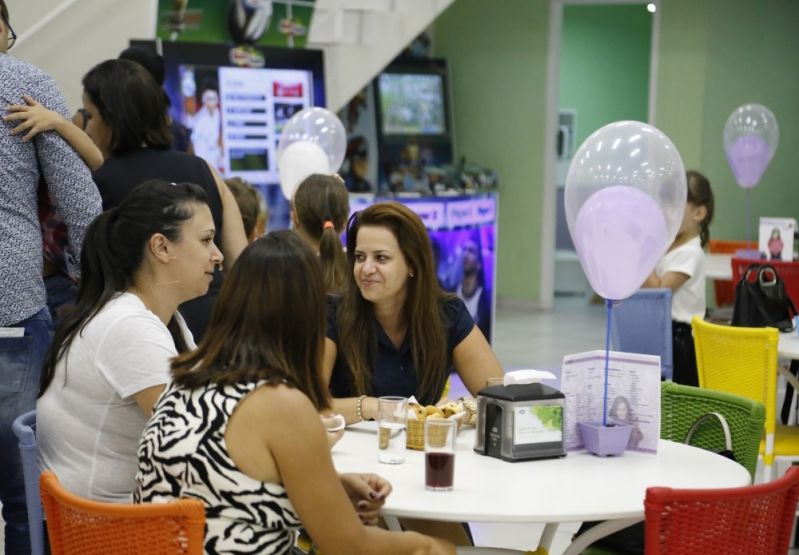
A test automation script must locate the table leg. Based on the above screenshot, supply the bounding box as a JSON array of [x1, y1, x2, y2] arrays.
[[384, 515, 403, 531], [560, 517, 643, 555], [537, 523, 558, 552]]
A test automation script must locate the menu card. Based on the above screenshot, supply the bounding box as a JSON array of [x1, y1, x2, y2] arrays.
[[560, 350, 661, 453]]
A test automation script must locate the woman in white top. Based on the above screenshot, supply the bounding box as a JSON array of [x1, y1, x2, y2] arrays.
[[38, 179, 223, 501], [643, 170, 715, 386]]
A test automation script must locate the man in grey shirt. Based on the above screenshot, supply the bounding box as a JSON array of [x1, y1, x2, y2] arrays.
[[0, 2, 101, 551]]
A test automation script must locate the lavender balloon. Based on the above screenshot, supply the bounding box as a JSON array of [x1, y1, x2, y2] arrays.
[[723, 103, 778, 189], [565, 121, 687, 301], [573, 186, 668, 300]]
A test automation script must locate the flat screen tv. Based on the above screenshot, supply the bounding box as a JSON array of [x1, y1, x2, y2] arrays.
[[160, 41, 325, 230], [373, 58, 454, 192], [377, 72, 447, 135], [161, 41, 325, 185]]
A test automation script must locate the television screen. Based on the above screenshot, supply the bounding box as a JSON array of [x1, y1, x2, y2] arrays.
[[161, 42, 325, 230], [378, 73, 447, 135], [164, 43, 323, 183]]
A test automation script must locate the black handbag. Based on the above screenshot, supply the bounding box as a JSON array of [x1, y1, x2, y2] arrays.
[[732, 264, 797, 332]]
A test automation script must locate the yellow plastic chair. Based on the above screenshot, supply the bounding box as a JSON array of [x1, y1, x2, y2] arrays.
[[691, 317, 799, 481]]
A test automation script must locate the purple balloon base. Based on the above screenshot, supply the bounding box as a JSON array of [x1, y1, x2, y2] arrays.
[[578, 421, 633, 457]]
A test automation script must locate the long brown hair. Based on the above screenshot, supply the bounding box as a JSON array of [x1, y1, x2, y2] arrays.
[[338, 202, 449, 402], [293, 174, 350, 293], [686, 170, 714, 247], [171, 231, 329, 411]]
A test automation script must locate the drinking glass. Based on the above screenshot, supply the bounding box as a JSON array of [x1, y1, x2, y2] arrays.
[[424, 418, 457, 490], [377, 396, 408, 464]]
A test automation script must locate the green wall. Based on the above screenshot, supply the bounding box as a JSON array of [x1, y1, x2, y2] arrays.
[[657, 0, 799, 243], [560, 5, 651, 146], [433, 0, 549, 303], [432, 0, 799, 304]]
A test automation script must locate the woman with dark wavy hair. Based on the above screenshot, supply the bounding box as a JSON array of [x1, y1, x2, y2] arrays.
[[324, 201, 503, 420]]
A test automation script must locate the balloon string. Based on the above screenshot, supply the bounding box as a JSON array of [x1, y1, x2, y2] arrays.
[[745, 188, 753, 245], [603, 298, 612, 427]]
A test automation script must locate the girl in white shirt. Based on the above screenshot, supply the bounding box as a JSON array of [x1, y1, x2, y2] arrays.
[[643, 170, 715, 386], [38, 179, 223, 501]]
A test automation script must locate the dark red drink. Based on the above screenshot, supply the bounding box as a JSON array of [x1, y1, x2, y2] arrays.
[[425, 452, 455, 490]]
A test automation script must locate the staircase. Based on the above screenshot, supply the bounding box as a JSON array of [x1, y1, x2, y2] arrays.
[[307, 0, 455, 111]]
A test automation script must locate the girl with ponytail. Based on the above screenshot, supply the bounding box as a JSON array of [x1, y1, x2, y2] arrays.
[[291, 173, 350, 293], [37, 179, 223, 503], [643, 170, 714, 386]]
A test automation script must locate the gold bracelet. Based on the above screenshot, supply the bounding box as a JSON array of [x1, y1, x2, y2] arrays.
[[356, 395, 368, 422]]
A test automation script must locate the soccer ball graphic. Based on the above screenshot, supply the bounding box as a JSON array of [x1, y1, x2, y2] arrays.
[[228, 0, 273, 45]]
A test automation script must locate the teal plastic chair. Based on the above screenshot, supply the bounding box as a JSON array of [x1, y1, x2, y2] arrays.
[[11, 410, 45, 555], [580, 382, 765, 554]]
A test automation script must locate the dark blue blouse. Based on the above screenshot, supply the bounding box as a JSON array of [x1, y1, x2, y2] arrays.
[[326, 296, 475, 405]]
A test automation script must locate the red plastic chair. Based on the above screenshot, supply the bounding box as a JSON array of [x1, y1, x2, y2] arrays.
[[709, 240, 757, 306], [644, 466, 799, 555], [731, 257, 799, 307]]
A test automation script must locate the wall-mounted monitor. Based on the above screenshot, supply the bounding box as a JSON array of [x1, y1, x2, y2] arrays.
[[373, 58, 454, 192], [377, 72, 448, 136], [162, 42, 324, 182], [160, 41, 325, 229]]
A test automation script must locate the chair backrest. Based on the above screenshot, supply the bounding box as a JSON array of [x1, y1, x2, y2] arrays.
[[39, 471, 205, 555], [11, 410, 45, 555], [709, 240, 757, 306], [644, 466, 799, 554], [660, 381, 765, 481], [610, 289, 673, 379], [731, 257, 799, 308], [691, 317, 778, 426]]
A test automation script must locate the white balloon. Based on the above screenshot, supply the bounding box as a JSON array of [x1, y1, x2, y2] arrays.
[[278, 141, 330, 199], [277, 107, 347, 173]]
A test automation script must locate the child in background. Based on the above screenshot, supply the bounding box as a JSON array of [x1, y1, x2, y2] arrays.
[[3, 95, 104, 323], [225, 177, 267, 242], [642, 170, 714, 386]]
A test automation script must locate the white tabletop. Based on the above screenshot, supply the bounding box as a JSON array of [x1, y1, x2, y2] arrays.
[[779, 332, 799, 359], [332, 422, 751, 524], [706, 253, 733, 280]]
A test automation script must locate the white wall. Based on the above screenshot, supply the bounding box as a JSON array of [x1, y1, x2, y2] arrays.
[[6, 0, 156, 111]]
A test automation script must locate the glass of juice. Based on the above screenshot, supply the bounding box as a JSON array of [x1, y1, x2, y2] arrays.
[[377, 396, 408, 464], [424, 418, 456, 491]]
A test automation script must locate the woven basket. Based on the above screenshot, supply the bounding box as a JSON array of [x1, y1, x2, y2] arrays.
[[406, 419, 426, 450]]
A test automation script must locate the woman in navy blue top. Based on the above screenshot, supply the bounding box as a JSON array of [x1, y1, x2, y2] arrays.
[[323, 201, 503, 424]]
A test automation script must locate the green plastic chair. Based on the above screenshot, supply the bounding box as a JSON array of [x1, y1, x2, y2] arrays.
[[660, 380, 764, 482], [580, 381, 765, 555]]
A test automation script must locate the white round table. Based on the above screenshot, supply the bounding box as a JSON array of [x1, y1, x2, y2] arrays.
[[705, 253, 733, 281], [332, 422, 750, 553]]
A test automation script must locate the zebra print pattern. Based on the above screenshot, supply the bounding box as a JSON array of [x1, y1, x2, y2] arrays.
[[135, 381, 301, 554]]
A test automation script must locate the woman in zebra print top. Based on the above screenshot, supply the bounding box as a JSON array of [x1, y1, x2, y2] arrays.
[[135, 231, 454, 555]]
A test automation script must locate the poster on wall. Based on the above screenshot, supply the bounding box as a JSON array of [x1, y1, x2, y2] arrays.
[[156, 0, 315, 48]]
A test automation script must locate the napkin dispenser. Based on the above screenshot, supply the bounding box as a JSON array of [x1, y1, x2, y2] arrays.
[[474, 373, 565, 462]]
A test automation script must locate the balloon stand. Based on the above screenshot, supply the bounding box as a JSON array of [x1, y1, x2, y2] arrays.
[[602, 299, 612, 427]]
